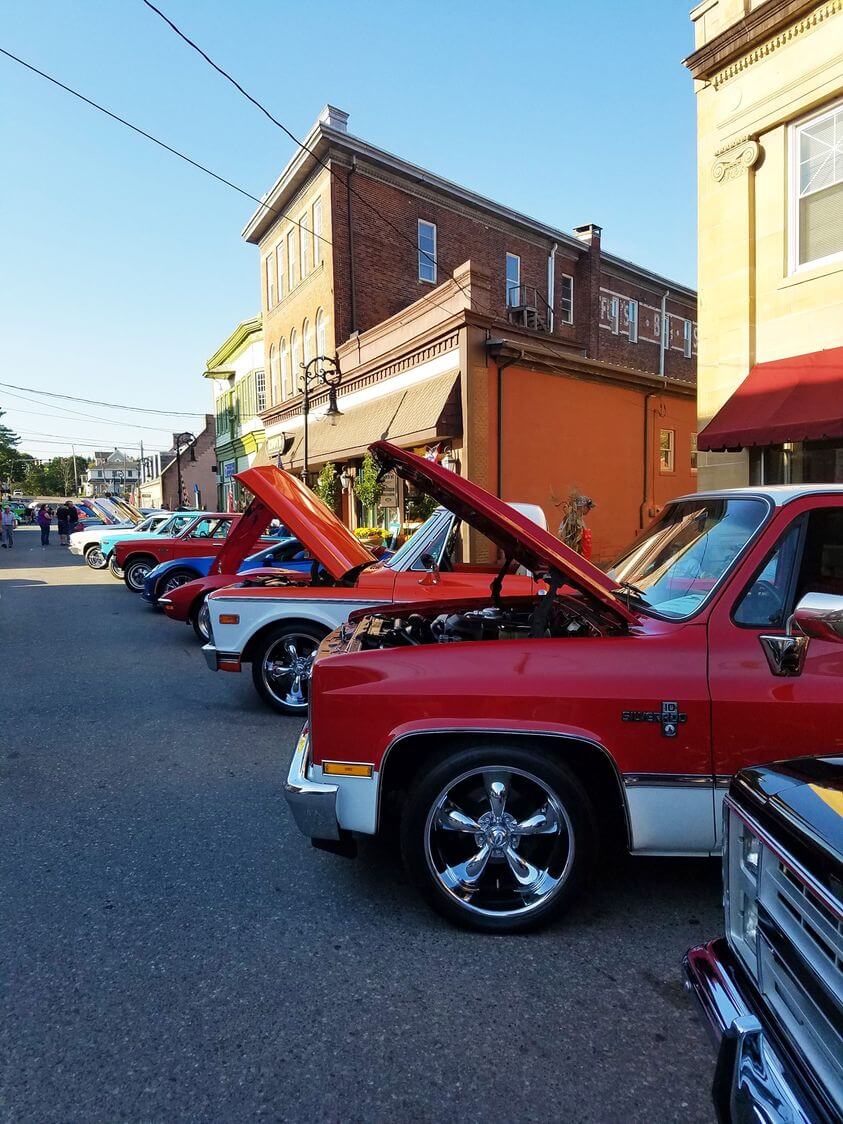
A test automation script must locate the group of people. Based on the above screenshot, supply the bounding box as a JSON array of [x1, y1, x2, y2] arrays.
[[0, 501, 80, 550]]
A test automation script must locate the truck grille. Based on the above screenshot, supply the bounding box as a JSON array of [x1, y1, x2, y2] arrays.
[[757, 843, 843, 1109]]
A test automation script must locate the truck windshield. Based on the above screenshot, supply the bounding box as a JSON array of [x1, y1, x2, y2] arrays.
[[608, 497, 768, 619]]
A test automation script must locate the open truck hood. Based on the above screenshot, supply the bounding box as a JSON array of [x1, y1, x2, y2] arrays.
[[370, 441, 636, 625], [221, 465, 376, 581]]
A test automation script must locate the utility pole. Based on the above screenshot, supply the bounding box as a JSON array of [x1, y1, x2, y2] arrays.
[[71, 444, 79, 494], [139, 440, 144, 505]]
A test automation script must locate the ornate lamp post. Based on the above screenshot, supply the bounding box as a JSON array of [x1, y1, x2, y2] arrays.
[[299, 355, 343, 483]]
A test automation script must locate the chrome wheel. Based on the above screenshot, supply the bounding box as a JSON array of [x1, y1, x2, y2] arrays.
[[261, 632, 319, 710], [125, 560, 152, 592], [109, 556, 124, 579], [424, 767, 574, 919], [162, 572, 192, 595], [195, 599, 211, 641], [85, 546, 106, 569]]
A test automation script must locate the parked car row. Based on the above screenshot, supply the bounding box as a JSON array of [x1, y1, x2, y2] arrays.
[[66, 441, 843, 1121]]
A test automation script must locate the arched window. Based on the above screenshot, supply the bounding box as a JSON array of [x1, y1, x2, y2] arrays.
[[290, 329, 300, 393], [279, 338, 288, 400], [268, 344, 277, 407], [315, 308, 327, 357], [302, 318, 313, 369]]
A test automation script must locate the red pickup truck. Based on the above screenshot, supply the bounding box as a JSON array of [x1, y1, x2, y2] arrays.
[[114, 513, 238, 592], [284, 441, 843, 932]]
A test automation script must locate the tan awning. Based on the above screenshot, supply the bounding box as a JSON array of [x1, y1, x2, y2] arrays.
[[284, 369, 461, 468]]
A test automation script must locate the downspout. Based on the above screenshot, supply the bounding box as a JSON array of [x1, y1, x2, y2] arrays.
[[546, 241, 557, 333], [659, 288, 670, 379], [641, 392, 657, 529], [346, 157, 358, 334], [496, 349, 523, 498]]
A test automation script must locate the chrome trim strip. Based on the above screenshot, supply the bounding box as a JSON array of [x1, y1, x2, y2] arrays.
[[624, 773, 713, 788], [726, 796, 843, 923], [208, 596, 390, 607], [715, 774, 732, 789]]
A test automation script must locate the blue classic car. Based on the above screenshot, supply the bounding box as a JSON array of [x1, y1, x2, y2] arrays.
[[141, 537, 311, 606]]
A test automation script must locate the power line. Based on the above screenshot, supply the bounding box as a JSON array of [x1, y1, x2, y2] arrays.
[[17, 428, 170, 448], [0, 389, 179, 432], [140, 1, 473, 321], [0, 47, 330, 248], [0, 379, 205, 418]]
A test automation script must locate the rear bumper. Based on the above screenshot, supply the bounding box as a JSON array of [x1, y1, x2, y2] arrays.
[[684, 938, 828, 1123], [283, 726, 341, 842]]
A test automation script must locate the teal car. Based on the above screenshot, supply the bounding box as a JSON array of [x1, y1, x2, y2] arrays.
[[99, 512, 203, 576]]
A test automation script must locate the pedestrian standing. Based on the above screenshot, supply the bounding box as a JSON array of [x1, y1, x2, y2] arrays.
[[65, 499, 79, 535], [56, 502, 70, 546], [1, 504, 17, 549], [36, 504, 51, 548]]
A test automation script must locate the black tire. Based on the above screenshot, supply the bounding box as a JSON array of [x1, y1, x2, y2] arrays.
[[191, 594, 211, 641], [250, 622, 328, 715], [400, 744, 597, 934], [123, 555, 156, 593], [108, 554, 124, 579], [155, 568, 198, 601], [84, 544, 107, 570]]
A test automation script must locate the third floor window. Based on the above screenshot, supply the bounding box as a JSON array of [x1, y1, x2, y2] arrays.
[[559, 275, 573, 324], [792, 99, 843, 269], [505, 253, 520, 307], [418, 219, 437, 283]]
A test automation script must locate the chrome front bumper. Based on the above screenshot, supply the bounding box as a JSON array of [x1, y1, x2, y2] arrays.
[[283, 726, 341, 842], [684, 938, 825, 1124]]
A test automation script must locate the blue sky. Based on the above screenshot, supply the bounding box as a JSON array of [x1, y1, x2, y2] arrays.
[[1, 0, 698, 461]]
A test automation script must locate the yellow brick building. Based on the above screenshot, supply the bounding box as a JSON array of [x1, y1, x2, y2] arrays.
[[686, 0, 843, 487]]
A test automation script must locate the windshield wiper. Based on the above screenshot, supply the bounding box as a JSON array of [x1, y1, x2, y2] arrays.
[[617, 580, 651, 606]]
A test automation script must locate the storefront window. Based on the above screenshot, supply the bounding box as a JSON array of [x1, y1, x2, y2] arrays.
[[750, 440, 843, 484]]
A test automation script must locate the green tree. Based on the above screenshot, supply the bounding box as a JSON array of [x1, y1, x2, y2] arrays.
[[313, 462, 339, 510], [42, 456, 86, 496], [353, 451, 383, 512], [0, 408, 19, 453]]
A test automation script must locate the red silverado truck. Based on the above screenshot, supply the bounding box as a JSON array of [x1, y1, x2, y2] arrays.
[[284, 441, 843, 933]]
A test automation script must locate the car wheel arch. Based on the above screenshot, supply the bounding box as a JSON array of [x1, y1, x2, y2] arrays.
[[377, 729, 631, 851], [242, 616, 331, 663]]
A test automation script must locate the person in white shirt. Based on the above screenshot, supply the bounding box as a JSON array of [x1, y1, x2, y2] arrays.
[[1, 505, 18, 548]]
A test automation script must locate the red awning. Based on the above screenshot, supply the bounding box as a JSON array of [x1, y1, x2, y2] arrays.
[[698, 346, 843, 452]]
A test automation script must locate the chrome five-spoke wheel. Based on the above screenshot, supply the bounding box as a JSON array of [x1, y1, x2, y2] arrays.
[[402, 747, 595, 932], [252, 623, 328, 714]]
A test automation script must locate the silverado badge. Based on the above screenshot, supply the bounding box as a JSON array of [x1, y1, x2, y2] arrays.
[[621, 701, 687, 738]]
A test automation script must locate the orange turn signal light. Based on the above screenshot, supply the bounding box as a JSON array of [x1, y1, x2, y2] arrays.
[[219, 614, 240, 624], [322, 761, 374, 778]]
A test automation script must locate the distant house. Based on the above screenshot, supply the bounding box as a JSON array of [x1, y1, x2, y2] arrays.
[[82, 449, 138, 497]]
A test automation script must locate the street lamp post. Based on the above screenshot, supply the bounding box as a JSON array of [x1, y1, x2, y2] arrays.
[[174, 432, 196, 509], [299, 355, 343, 484]]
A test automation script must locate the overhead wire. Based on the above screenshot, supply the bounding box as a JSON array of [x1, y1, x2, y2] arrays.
[[0, 387, 181, 431], [0, 378, 205, 417]]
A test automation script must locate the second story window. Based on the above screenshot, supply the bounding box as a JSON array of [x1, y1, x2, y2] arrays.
[[609, 296, 620, 334], [290, 329, 300, 388], [265, 256, 275, 308], [302, 318, 313, 368], [255, 369, 266, 413], [659, 428, 675, 473], [312, 198, 323, 266], [299, 214, 310, 278], [315, 307, 326, 356], [279, 338, 289, 400], [287, 228, 296, 292], [268, 345, 276, 407], [627, 299, 638, 343], [683, 318, 693, 358], [505, 253, 521, 307], [275, 242, 284, 300], [792, 99, 843, 269], [418, 219, 437, 283], [559, 275, 573, 324]]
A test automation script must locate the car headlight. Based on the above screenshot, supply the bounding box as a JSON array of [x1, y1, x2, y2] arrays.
[[724, 803, 762, 979]]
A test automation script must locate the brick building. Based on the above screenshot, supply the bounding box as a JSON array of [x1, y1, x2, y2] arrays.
[[137, 416, 217, 511], [243, 106, 697, 558]]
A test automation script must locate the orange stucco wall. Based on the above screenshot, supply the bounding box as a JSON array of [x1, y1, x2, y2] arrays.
[[489, 361, 698, 564]]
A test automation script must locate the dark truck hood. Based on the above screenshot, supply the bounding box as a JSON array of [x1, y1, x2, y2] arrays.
[[370, 441, 637, 625], [736, 755, 843, 866], [221, 465, 376, 581]]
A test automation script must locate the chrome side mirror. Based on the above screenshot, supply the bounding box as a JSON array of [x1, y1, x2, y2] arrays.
[[418, 551, 441, 586], [791, 591, 843, 643], [759, 591, 843, 676]]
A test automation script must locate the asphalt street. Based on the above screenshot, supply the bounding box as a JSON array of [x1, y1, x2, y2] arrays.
[[2, 526, 722, 1124]]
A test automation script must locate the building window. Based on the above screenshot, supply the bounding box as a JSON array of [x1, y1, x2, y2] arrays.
[[275, 243, 284, 300], [299, 214, 310, 278], [627, 299, 638, 343], [691, 432, 698, 474], [312, 198, 322, 266], [255, 369, 266, 413], [659, 429, 675, 473], [792, 100, 843, 269], [559, 275, 573, 324], [505, 252, 521, 307], [268, 345, 276, 408], [662, 313, 671, 349], [418, 219, 437, 283], [302, 318, 313, 368], [287, 228, 296, 291], [315, 307, 327, 357], [265, 256, 275, 308], [290, 329, 300, 388], [279, 338, 288, 400], [683, 318, 693, 358], [609, 296, 620, 334]]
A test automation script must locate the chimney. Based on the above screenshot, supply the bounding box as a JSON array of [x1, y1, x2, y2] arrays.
[[319, 105, 349, 133], [573, 222, 602, 247]]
